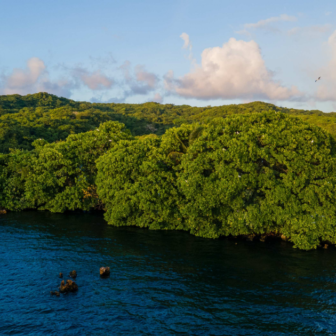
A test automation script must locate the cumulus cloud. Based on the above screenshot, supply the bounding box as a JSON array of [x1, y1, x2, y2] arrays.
[[6, 57, 45, 89], [135, 65, 158, 88], [2, 58, 45, 94], [165, 38, 303, 101], [120, 61, 159, 95], [0, 57, 75, 97], [72, 67, 113, 90], [0, 57, 116, 97], [314, 30, 336, 101], [0, 56, 160, 100]]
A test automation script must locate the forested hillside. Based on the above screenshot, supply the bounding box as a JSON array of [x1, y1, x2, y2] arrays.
[[2, 92, 336, 250], [1, 92, 336, 153]]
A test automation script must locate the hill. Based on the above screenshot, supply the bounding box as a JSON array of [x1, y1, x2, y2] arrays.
[[1, 92, 336, 152]]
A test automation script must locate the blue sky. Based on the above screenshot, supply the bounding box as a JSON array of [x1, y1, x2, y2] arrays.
[[1, 0, 336, 111]]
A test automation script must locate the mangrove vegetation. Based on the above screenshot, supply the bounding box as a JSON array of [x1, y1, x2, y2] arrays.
[[2, 92, 336, 250]]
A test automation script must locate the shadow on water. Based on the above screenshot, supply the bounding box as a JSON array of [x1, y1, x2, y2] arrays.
[[1, 211, 336, 335]]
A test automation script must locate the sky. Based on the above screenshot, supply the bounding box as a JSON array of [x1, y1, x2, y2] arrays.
[[0, 0, 336, 111]]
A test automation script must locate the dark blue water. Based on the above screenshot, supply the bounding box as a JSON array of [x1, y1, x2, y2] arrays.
[[1, 212, 336, 335]]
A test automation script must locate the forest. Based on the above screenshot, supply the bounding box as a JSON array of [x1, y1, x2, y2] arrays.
[[1, 92, 336, 250]]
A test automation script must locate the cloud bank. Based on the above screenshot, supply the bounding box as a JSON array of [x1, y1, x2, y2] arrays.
[[0, 58, 75, 97], [0, 58, 117, 97]]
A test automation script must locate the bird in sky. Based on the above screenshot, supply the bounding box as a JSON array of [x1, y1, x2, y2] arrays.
[[315, 76, 321, 82]]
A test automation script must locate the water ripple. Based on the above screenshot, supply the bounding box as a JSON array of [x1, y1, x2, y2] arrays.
[[1, 212, 336, 335]]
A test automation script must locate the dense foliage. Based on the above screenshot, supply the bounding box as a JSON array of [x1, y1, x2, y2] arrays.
[[2, 92, 336, 250], [1, 92, 336, 154], [0, 121, 132, 212], [0, 92, 165, 153], [96, 113, 336, 250]]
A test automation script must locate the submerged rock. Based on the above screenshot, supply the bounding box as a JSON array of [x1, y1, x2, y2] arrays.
[[69, 270, 77, 278], [59, 280, 78, 293], [59, 273, 63, 278], [100, 267, 110, 277], [50, 291, 60, 297]]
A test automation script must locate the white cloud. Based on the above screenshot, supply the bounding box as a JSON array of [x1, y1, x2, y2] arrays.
[[165, 38, 303, 101], [164, 70, 174, 91], [180, 32, 196, 65], [0, 57, 75, 97], [120, 61, 159, 95], [236, 14, 297, 35], [0, 58, 117, 97], [119, 60, 131, 80], [3, 58, 46, 93], [180, 33, 192, 50], [288, 24, 332, 37], [245, 14, 297, 30], [315, 30, 336, 101], [0, 57, 159, 99], [72, 67, 113, 90], [135, 65, 158, 88]]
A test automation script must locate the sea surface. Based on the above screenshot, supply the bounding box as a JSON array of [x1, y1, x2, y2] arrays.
[[1, 212, 336, 335]]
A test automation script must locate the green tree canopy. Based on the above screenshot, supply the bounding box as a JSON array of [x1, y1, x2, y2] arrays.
[[0, 121, 132, 212], [96, 113, 336, 250]]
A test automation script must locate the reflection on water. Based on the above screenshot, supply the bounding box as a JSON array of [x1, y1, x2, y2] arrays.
[[1, 212, 336, 335]]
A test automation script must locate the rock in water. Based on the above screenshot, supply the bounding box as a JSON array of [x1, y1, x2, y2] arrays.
[[100, 267, 110, 277], [59, 273, 63, 278], [324, 244, 329, 249], [69, 270, 77, 278], [0, 209, 6, 214], [59, 280, 78, 293], [50, 291, 60, 297]]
